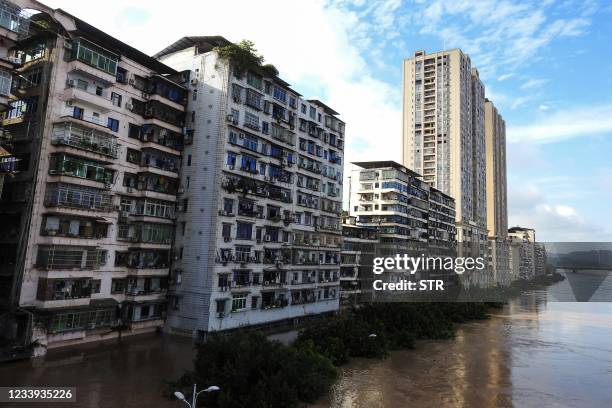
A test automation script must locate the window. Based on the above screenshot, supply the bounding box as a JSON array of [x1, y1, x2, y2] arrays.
[[247, 71, 263, 90], [187, 155, 192, 166], [243, 134, 258, 151], [116, 67, 127, 83], [223, 198, 234, 214], [227, 152, 237, 167], [236, 222, 252, 240], [301, 104, 307, 114], [241, 154, 257, 172], [192, 89, 197, 101], [232, 294, 247, 312], [111, 279, 125, 294], [244, 111, 259, 130], [251, 296, 259, 309], [107, 118, 119, 132], [222, 223, 231, 239], [216, 299, 226, 314], [262, 122, 269, 134], [111, 92, 122, 107], [96, 86, 103, 96], [73, 106, 84, 120], [309, 106, 316, 120], [273, 86, 287, 103]]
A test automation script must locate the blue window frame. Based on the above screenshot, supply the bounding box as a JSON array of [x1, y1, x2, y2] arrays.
[[241, 155, 257, 172], [227, 152, 236, 166], [107, 118, 119, 132], [243, 134, 258, 151]]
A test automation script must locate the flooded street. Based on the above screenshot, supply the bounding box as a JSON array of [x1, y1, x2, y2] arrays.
[[1, 270, 612, 407]]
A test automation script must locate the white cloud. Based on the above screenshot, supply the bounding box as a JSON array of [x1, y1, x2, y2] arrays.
[[508, 183, 612, 241], [41, 0, 402, 203], [538, 104, 550, 111], [520, 78, 549, 90], [507, 104, 612, 143]]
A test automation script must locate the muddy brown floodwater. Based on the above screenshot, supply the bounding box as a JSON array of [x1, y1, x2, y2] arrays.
[[1, 270, 612, 408], [313, 271, 612, 408]]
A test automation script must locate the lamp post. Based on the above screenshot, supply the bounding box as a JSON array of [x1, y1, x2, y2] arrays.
[[174, 385, 220, 408]]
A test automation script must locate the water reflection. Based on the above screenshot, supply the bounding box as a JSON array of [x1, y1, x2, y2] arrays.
[[315, 273, 612, 407]]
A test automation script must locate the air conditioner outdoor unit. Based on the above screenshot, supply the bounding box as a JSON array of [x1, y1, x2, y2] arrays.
[[66, 79, 75, 87], [224, 236, 231, 242], [128, 78, 135, 85], [190, 78, 198, 85], [239, 133, 245, 139], [264, 235, 271, 242], [127, 187, 134, 193], [125, 103, 133, 110], [121, 211, 130, 218], [65, 100, 73, 106], [226, 114, 234, 122], [228, 165, 235, 170]]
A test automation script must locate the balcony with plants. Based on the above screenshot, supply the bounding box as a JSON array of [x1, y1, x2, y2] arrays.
[[51, 121, 119, 158], [48, 154, 113, 186]]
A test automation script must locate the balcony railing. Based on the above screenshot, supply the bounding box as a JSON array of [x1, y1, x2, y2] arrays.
[[36, 245, 106, 270], [44, 183, 114, 212], [52, 122, 119, 158]]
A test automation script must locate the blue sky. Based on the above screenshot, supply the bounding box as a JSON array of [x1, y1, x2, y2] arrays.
[[41, 0, 612, 241]]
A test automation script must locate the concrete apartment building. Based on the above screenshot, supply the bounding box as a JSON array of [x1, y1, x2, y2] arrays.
[[340, 216, 378, 307], [155, 37, 345, 339], [485, 99, 509, 285], [508, 227, 537, 280], [349, 161, 457, 293], [0, 0, 29, 196], [402, 49, 489, 287], [0, 2, 187, 356]]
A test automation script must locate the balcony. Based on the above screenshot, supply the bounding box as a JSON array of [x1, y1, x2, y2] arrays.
[[48, 154, 113, 186], [136, 172, 178, 196], [129, 123, 184, 152], [35, 245, 107, 270], [117, 222, 173, 246], [63, 82, 114, 112], [130, 99, 185, 129], [52, 121, 119, 158], [41, 215, 109, 239], [68, 38, 118, 79], [44, 183, 114, 212], [125, 276, 168, 298], [115, 250, 170, 269], [36, 278, 93, 301]]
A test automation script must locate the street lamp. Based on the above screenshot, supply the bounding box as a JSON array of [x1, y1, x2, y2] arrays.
[[174, 385, 220, 408], [368, 333, 377, 338]]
